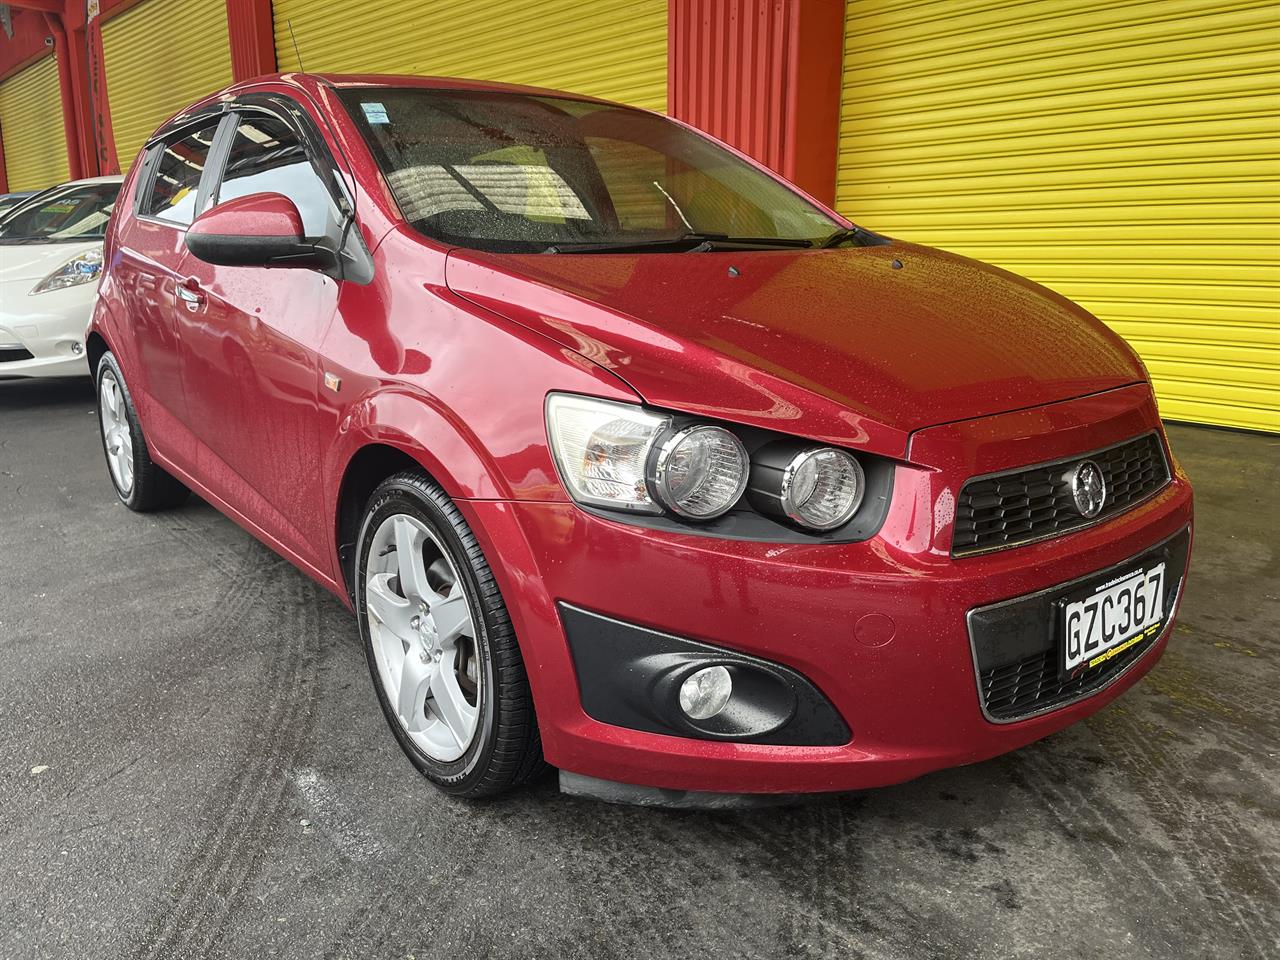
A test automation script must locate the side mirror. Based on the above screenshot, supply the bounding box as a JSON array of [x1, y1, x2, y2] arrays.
[[185, 192, 336, 272]]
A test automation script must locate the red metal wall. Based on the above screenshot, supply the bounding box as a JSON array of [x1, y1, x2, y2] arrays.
[[668, 0, 846, 205]]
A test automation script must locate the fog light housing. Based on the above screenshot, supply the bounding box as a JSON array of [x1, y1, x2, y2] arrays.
[[678, 665, 733, 720]]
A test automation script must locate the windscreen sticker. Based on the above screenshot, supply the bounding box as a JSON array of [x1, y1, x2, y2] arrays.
[[361, 102, 390, 125]]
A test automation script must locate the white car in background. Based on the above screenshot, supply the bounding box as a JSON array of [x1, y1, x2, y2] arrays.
[[0, 175, 123, 379]]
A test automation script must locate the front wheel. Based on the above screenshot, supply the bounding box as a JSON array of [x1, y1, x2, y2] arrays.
[[95, 352, 189, 511], [355, 471, 545, 797]]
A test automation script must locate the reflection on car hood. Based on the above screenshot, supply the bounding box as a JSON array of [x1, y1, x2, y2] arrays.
[[0, 240, 102, 283], [445, 240, 1146, 457]]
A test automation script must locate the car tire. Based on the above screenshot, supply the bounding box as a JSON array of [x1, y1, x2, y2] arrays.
[[95, 351, 190, 512], [355, 470, 545, 797]]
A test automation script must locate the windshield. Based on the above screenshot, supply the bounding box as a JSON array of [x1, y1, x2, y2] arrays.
[[0, 183, 120, 244], [340, 88, 842, 253]]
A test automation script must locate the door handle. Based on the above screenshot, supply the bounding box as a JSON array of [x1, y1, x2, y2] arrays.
[[177, 278, 206, 307]]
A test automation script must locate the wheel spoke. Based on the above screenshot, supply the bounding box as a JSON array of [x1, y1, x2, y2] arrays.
[[430, 649, 477, 748], [366, 572, 414, 637], [430, 591, 472, 645], [397, 651, 434, 732], [393, 516, 435, 604]]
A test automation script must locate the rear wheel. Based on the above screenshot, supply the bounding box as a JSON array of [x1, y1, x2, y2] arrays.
[[95, 352, 189, 511], [356, 471, 545, 797]]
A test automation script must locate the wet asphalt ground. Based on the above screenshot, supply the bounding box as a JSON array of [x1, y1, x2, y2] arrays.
[[1, 376, 1277, 960]]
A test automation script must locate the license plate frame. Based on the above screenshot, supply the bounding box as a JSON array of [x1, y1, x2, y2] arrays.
[[1058, 562, 1166, 678]]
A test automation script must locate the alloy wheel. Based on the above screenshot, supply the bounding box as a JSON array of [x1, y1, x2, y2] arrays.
[[365, 513, 481, 762], [99, 370, 134, 495]]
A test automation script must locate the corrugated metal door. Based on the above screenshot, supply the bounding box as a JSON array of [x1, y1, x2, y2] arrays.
[[0, 57, 69, 190], [837, 1, 1279, 432], [272, 0, 668, 111], [102, 0, 233, 169]]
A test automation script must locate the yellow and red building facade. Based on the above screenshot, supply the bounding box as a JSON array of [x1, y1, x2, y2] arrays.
[[0, 0, 1275, 431]]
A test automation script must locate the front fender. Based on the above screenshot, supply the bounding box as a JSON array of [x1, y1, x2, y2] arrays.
[[326, 383, 505, 503]]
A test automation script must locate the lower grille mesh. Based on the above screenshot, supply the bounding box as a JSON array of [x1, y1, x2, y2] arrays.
[[980, 640, 1151, 721]]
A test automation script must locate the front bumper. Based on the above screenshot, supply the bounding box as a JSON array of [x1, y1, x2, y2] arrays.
[[464, 383, 1194, 795], [0, 280, 95, 379]]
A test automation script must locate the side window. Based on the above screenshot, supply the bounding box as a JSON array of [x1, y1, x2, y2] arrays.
[[145, 123, 220, 225], [216, 114, 336, 237]]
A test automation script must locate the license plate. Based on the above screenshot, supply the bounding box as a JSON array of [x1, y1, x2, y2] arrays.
[[1061, 562, 1166, 675]]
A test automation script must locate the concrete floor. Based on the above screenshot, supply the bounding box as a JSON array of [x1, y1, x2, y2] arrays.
[[0, 376, 1276, 960]]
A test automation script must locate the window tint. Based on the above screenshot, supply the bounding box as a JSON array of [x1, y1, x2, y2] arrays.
[[146, 123, 220, 225], [216, 114, 335, 237]]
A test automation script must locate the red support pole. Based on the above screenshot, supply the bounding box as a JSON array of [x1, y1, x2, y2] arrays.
[[668, 0, 846, 206], [44, 10, 85, 180], [63, 21, 100, 176], [225, 0, 277, 82], [0, 126, 10, 193], [84, 3, 120, 174]]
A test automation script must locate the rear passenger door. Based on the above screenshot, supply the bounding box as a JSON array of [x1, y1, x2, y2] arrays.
[[172, 103, 342, 570], [113, 119, 222, 438]]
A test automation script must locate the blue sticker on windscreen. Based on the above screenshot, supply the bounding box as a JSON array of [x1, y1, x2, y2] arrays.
[[361, 102, 390, 124]]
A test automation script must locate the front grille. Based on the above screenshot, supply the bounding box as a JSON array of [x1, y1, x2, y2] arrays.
[[968, 526, 1189, 722], [952, 433, 1170, 557], [980, 639, 1151, 721], [0, 347, 34, 363]]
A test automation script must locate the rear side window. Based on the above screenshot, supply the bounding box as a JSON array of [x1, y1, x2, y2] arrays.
[[215, 113, 336, 237], [145, 122, 220, 225]]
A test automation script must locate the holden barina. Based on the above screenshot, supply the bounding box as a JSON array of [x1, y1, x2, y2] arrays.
[[89, 74, 1193, 804]]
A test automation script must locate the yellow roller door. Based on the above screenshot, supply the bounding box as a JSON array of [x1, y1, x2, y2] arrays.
[[0, 57, 69, 191], [273, 0, 667, 111], [838, 0, 1280, 433], [102, 0, 232, 170]]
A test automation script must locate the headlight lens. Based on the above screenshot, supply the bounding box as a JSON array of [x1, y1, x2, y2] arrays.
[[651, 424, 749, 519], [782, 448, 864, 530], [546, 393, 670, 512], [30, 249, 104, 295]]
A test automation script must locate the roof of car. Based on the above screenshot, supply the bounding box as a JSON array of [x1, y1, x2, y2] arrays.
[[231, 71, 622, 107]]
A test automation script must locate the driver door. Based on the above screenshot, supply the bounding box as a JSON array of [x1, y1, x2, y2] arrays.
[[172, 105, 344, 571]]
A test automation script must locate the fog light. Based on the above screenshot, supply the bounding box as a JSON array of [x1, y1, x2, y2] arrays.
[[679, 666, 732, 720]]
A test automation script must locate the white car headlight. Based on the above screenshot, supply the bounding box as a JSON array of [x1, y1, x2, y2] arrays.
[[546, 393, 671, 513], [30, 248, 104, 295], [546, 393, 753, 519]]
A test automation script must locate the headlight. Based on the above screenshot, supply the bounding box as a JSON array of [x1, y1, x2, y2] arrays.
[[546, 393, 670, 513], [30, 249, 104, 295], [650, 424, 748, 519], [749, 443, 865, 531], [548, 393, 865, 532]]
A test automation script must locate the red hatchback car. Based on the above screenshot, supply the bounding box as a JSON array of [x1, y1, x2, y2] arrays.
[[89, 73, 1193, 804]]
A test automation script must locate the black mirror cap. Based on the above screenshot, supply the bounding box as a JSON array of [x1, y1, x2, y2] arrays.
[[184, 230, 339, 273]]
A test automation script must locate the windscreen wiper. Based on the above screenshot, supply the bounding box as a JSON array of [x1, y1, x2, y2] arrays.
[[543, 233, 815, 254], [819, 225, 891, 248]]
